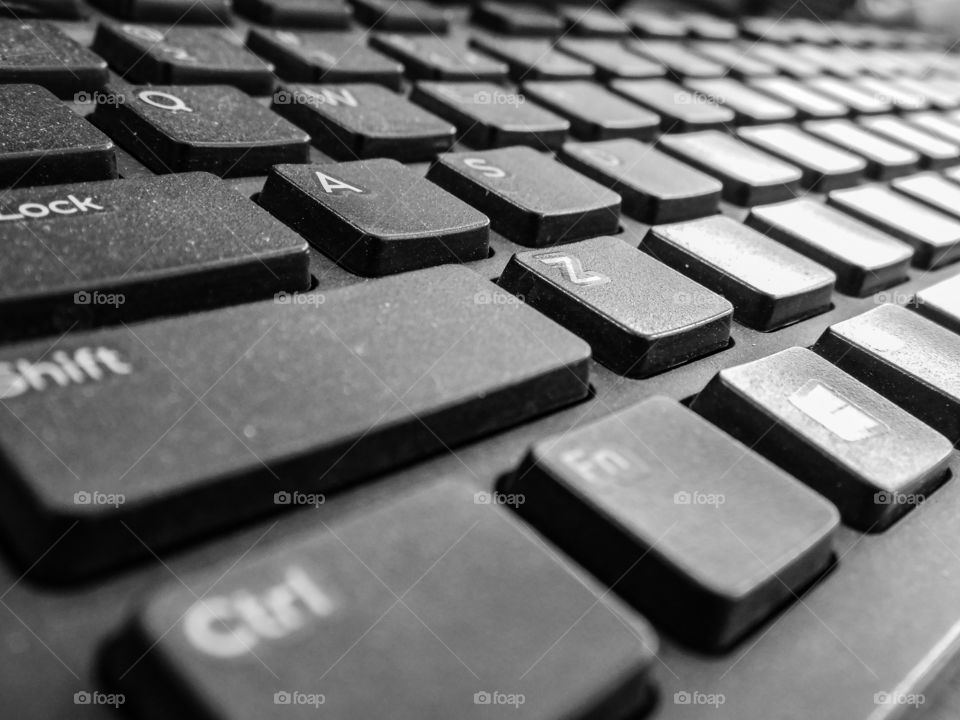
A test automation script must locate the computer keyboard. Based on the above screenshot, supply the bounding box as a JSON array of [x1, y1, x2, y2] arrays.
[[4, 2, 960, 719]]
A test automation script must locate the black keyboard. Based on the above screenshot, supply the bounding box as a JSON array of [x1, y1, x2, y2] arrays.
[[4, 2, 960, 719]]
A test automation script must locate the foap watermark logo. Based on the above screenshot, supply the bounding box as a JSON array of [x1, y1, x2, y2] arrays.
[[74, 490, 125, 508], [474, 491, 525, 508], [673, 290, 721, 307], [473, 289, 524, 306], [874, 490, 926, 507], [74, 690, 125, 708], [275, 291, 325, 306], [473, 90, 525, 107], [675, 91, 722, 105], [674, 490, 725, 508], [874, 691, 925, 708], [273, 690, 326, 708], [674, 690, 726, 707], [873, 290, 917, 306], [74, 90, 125, 106], [274, 490, 326, 508], [473, 690, 526, 708], [74, 290, 125, 308]]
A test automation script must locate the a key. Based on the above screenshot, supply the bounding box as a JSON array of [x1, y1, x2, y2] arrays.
[[246, 29, 404, 89], [626, 39, 724, 79], [0, 266, 591, 580], [859, 115, 960, 169], [522, 81, 660, 141], [827, 186, 960, 269], [498, 235, 732, 376], [746, 199, 913, 296], [471, 1, 563, 36], [642, 215, 835, 330], [684, 77, 797, 125], [562, 6, 630, 37], [92, 23, 276, 95], [369, 33, 507, 81], [627, 11, 687, 39], [907, 112, 960, 146], [0, 84, 116, 188], [427, 147, 620, 247], [557, 38, 665, 81], [915, 274, 960, 334], [88, 0, 228, 22], [892, 172, 960, 220], [507, 396, 839, 650], [0, 172, 309, 339], [0, 20, 108, 98], [609, 79, 735, 132], [272, 83, 455, 161], [411, 81, 569, 149], [748, 77, 848, 119], [234, 0, 350, 27], [802, 119, 920, 179], [815, 304, 960, 443], [93, 84, 310, 177], [259, 160, 489, 275], [559, 138, 722, 224], [689, 41, 777, 78], [350, 0, 448, 33], [738, 124, 866, 191], [469, 35, 594, 81], [106, 480, 658, 719], [692, 347, 953, 531], [853, 77, 929, 112], [658, 130, 802, 206], [805, 76, 894, 115]]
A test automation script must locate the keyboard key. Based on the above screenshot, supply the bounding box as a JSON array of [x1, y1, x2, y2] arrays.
[[108, 480, 658, 719], [915, 274, 960, 334], [0, 266, 590, 580], [802, 119, 920, 179], [659, 130, 802, 206], [498, 235, 731, 376], [892, 77, 958, 110], [469, 35, 594, 81], [562, 6, 630, 37], [427, 146, 620, 247], [684, 77, 797, 125], [806, 76, 894, 115], [692, 347, 952, 531], [892, 172, 960, 220], [472, 1, 563, 36], [92, 23, 276, 95], [859, 115, 960, 169], [682, 13, 739, 41], [88, 0, 228, 22], [350, 0, 448, 33], [643, 215, 835, 330], [815, 304, 960, 443], [411, 81, 569, 149], [747, 199, 913, 296], [738, 124, 866, 190], [94, 84, 309, 177], [907, 112, 960, 146], [627, 10, 687, 39], [0, 84, 116, 188], [0, 0, 84, 17], [626, 39, 724, 79], [689, 41, 777, 78], [560, 138, 721, 223], [507, 396, 838, 650], [246, 29, 403, 89], [0, 20, 108, 98], [609, 78, 735, 132], [749, 77, 848, 119], [557, 38, 665, 80], [853, 77, 929, 112], [827, 186, 960, 269], [369, 33, 507, 81], [0, 172, 309, 339], [260, 160, 488, 275], [522, 81, 660, 141], [272, 83, 455, 161], [745, 42, 821, 78], [234, 0, 350, 27]]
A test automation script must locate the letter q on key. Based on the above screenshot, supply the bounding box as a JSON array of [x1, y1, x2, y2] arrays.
[[137, 90, 193, 113]]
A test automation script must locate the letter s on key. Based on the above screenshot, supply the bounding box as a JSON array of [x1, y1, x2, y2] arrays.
[[138, 90, 193, 113], [463, 158, 506, 178]]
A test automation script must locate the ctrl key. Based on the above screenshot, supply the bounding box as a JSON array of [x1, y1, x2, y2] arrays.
[[105, 480, 659, 720]]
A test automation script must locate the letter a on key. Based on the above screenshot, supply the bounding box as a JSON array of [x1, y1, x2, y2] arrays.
[[314, 171, 363, 194]]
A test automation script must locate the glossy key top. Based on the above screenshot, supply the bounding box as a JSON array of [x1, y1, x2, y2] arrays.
[[891, 172, 960, 220], [859, 115, 960, 169], [507, 396, 839, 651], [802, 119, 920, 179], [610, 78, 735, 132], [259, 160, 489, 275], [692, 347, 953, 531], [0, 20, 108, 97], [0, 266, 591, 580], [522, 80, 660, 141], [498, 235, 732, 376]]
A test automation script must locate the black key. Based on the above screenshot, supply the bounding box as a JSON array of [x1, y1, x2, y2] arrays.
[[0, 20, 108, 98], [260, 160, 488, 275], [472, 1, 563, 36], [107, 480, 658, 720], [369, 33, 508, 81], [560, 138, 721, 223], [557, 38, 665, 81], [891, 172, 960, 220], [807, 77, 894, 115], [626, 39, 724, 79], [411, 81, 569, 149], [643, 215, 835, 330], [802, 119, 920, 180], [92, 23, 276, 95], [859, 115, 960, 169], [88, 0, 228, 22], [685, 77, 796, 125], [427, 147, 620, 247], [659, 130, 802, 206], [562, 6, 630, 37], [522, 81, 660, 141], [93, 84, 310, 177], [749, 77, 848, 119], [609, 79, 734, 132], [0, 84, 116, 188], [815, 304, 960, 443], [246, 29, 404, 89], [350, 0, 448, 32], [0, 172, 309, 339], [234, 0, 350, 27], [915, 274, 960, 334], [469, 35, 593, 82], [507, 396, 838, 651], [0, 266, 591, 580], [498, 235, 732, 376], [692, 347, 953, 531], [747, 199, 913, 296], [827, 186, 960, 269], [689, 41, 777, 78], [272, 83, 455, 161], [738, 124, 866, 191], [627, 11, 687, 39]]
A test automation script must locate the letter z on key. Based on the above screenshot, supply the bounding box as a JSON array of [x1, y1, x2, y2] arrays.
[[0, 194, 105, 221]]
